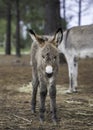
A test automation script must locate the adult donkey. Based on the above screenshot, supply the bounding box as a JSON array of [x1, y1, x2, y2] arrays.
[[58, 24, 93, 93], [28, 28, 63, 124]]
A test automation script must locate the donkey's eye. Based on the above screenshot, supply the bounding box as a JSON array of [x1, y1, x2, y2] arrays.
[[54, 56, 56, 60], [42, 55, 45, 59]]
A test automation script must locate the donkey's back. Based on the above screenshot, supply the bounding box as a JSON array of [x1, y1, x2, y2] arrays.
[[65, 24, 93, 58]]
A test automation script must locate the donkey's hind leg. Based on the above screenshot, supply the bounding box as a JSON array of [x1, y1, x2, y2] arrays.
[[72, 57, 78, 92], [66, 56, 78, 93]]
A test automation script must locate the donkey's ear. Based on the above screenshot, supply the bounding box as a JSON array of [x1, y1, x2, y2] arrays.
[[27, 29, 37, 42], [53, 28, 63, 47], [27, 29, 45, 47]]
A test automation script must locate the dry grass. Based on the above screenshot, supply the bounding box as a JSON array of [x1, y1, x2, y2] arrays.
[[0, 55, 93, 130]]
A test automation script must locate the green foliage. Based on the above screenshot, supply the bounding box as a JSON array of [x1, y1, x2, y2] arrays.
[[61, 18, 67, 30], [0, 19, 6, 43], [20, 0, 44, 34], [0, 18, 16, 46], [0, 0, 6, 18], [0, 0, 67, 51]]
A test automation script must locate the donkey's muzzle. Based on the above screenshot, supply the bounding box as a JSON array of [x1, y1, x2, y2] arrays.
[[46, 72, 53, 78], [45, 65, 53, 78]]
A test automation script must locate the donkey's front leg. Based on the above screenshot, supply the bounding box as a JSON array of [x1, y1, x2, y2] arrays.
[[31, 66, 39, 113], [49, 84, 57, 124], [39, 82, 47, 123], [31, 77, 39, 113]]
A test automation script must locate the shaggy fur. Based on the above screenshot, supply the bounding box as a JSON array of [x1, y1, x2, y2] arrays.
[[28, 28, 63, 123]]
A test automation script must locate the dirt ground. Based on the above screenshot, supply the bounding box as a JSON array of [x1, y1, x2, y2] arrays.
[[0, 55, 93, 130]]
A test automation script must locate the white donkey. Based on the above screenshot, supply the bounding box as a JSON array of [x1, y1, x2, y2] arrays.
[[58, 24, 93, 93]]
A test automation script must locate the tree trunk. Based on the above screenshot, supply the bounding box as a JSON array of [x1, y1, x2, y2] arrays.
[[78, 0, 81, 26], [63, 0, 66, 20], [5, 1, 11, 55], [44, 0, 66, 63], [15, 0, 21, 57], [44, 0, 62, 34]]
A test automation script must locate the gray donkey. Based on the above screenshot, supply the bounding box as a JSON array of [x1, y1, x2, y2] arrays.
[[58, 24, 93, 93], [28, 28, 63, 124]]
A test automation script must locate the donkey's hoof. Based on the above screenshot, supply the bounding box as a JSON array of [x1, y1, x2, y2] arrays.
[[40, 118, 44, 125], [40, 114, 45, 124], [52, 119, 57, 125], [73, 89, 78, 93], [65, 89, 73, 94], [31, 109, 36, 114]]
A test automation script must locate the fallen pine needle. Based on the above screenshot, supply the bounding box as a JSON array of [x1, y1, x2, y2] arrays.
[[13, 114, 32, 123]]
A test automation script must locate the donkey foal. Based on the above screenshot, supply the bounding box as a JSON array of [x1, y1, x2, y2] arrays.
[[28, 28, 63, 124]]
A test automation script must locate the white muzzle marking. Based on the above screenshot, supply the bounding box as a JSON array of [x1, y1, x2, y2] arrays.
[[45, 65, 53, 74]]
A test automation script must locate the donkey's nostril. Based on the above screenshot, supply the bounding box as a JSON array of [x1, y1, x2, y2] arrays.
[[46, 72, 53, 78]]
